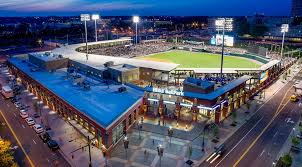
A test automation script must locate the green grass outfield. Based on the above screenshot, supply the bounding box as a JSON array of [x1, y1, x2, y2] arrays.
[[137, 50, 261, 68]]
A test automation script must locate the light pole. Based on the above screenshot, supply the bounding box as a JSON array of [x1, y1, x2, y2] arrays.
[[133, 16, 140, 45], [215, 18, 233, 80], [138, 121, 143, 139], [281, 24, 289, 60], [81, 14, 90, 61], [92, 14, 100, 42], [123, 136, 129, 159], [157, 144, 164, 167], [167, 126, 174, 145], [69, 135, 93, 167]]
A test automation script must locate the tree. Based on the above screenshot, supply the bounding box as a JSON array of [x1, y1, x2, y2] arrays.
[[33, 101, 39, 115], [211, 124, 220, 139], [231, 111, 237, 124], [299, 126, 302, 135], [246, 102, 251, 113], [0, 139, 18, 167], [280, 154, 292, 167], [291, 136, 300, 147], [187, 144, 193, 160]]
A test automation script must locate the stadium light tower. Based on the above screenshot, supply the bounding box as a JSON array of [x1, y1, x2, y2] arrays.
[[81, 14, 90, 61], [92, 14, 100, 42], [281, 24, 289, 59], [133, 16, 140, 44], [215, 18, 233, 79]]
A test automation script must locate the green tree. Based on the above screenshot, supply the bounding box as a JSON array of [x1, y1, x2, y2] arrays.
[[212, 124, 220, 139], [280, 154, 292, 167], [187, 144, 193, 160], [0, 139, 18, 167], [231, 111, 237, 124], [33, 101, 39, 114], [291, 136, 300, 147]]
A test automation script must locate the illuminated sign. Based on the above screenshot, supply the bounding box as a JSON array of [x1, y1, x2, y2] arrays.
[[152, 87, 184, 96], [215, 34, 234, 47], [260, 70, 269, 83]]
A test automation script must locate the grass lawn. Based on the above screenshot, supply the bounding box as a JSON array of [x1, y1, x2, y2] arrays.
[[137, 50, 261, 68]]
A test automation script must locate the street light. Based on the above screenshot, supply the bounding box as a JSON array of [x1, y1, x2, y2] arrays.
[[138, 121, 143, 139], [157, 144, 164, 167], [281, 24, 289, 60], [69, 135, 93, 167], [92, 14, 100, 42], [167, 126, 174, 145], [81, 14, 90, 61], [133, 16, 140, 44], [215, 18, 233, 79], [123, 136, 129, 159]]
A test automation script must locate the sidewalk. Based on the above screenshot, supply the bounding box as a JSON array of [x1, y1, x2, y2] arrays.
[[0, 67, 105, 167], [19, 91, 105, 167]]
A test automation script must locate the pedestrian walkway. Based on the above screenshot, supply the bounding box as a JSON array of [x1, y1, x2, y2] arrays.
[[16, 89, 105, 167]]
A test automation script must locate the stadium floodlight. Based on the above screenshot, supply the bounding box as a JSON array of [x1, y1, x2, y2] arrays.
[[133, 16, 140, 44], [215, 18, 233, 80], [92, 14, 100, 42], [280, 24, 289, 59], [81, 14, 90, 61]]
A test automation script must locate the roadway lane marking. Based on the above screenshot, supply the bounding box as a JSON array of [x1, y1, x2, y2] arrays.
[[0, 110, 35, 167], [233, 98, 291, 167], [22, 124, 25, 128], [273, 131, 278, 138], [259, 150, 265, 157], [214, 116, 264, 167], [32, 139, 36, 145]]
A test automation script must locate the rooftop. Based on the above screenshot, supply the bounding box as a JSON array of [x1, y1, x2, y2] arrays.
[[9, 57, 143, 129], [184, 77, 214, 89], [145, 75, 251, 101], [29, 52, 65, 62], [109, 64, 138, 72]]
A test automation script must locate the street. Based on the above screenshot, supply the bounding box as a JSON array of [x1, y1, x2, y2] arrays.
[[201, 72, 300, 167]]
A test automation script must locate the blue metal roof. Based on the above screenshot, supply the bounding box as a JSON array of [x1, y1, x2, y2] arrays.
[[9, 58, 143, 129]]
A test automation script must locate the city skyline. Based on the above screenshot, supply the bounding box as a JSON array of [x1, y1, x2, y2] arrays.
[[0, 0, 292, 17]]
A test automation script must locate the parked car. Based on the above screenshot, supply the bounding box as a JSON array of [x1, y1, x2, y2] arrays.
[[39, 132, 51, 143], [19, 111, 28, 119], [33, 113, 40, 118], [25, 117, 35, 126], [47, 140, 59, 151], [33, 124, 44, 134], [14, 102, 21, 107], [297, 134, 302, 139], [19, 105, 29, 110]]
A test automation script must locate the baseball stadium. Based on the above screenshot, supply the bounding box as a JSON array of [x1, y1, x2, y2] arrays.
[[7, 38, 295, 152]]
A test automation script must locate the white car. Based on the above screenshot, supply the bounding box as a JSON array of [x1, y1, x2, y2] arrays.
[[25, 117, 35, 126], [19, 111, 28, 119], [33, 124, 44, 134], [14, 102, 21, 107]]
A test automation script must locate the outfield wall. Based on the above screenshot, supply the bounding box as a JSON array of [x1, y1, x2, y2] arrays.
[[174, 46, 269, 64]]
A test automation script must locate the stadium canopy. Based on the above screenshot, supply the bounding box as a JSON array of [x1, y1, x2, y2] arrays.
[[51, 39, 179, 72]]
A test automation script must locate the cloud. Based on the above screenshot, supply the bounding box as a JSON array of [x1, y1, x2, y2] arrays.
[[0, 0, 152, 12]]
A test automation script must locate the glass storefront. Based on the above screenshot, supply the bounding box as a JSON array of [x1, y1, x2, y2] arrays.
[[112, 121, 125, 144]]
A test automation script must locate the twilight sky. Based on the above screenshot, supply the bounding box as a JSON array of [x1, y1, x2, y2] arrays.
[[0, 0, 291, 17]]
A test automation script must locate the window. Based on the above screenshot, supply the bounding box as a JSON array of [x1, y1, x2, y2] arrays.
[[112, 122, 125, 144]]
